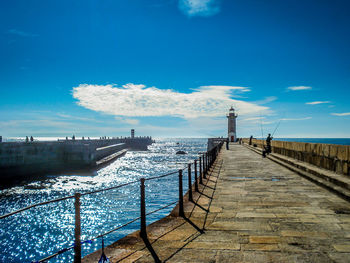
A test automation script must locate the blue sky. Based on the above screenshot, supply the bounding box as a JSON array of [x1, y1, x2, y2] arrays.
[[1, 0, 350, 138]]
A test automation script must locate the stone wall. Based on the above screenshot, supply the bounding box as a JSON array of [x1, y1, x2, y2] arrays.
[[207, 138, 227, 151], [243, 139, 350, 176], [0, 141, 95, 177]]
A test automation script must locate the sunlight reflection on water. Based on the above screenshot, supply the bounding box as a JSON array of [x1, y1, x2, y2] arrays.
[[0, 138, 206, 262]]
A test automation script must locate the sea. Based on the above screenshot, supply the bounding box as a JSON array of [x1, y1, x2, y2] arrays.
[[0, 138, 207, 263], [0, 137, 349, 263]]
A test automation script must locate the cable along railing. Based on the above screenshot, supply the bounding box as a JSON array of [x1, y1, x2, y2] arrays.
[[0, 142, 223, 263]]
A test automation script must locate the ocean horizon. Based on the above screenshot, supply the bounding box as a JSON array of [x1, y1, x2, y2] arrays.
[[2, 137, 350, 145]]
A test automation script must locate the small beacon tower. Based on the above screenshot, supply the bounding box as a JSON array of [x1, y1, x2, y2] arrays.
[[227, 107, 238, 142], [131, 129, 135, 139]]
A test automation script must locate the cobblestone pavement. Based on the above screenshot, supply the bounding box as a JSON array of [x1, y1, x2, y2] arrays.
[[83, 144, 350, 262]]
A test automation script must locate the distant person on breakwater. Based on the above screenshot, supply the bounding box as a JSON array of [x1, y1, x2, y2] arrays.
[[226, 137, 229, 150], [262, 133, 273, 157], [30, 136, 34, 142], [26, 136, 29, 143], [249, 135, 253, 145]]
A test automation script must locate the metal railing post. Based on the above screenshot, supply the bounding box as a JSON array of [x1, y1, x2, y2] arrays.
[[199, 156, 203, 184], [178, 170, 184, 217], [140, 178, 146, 238], [206, 153, 208, 173], [74, 193, 81, 263], [194, 160, 199, 192], [210, 151, 212, 166], [208, 152, 210, 168], [209, 151, 211, 167], [203, 154, 206, 179], [188, 163, 193, 202], [208, 151, 210, 167]]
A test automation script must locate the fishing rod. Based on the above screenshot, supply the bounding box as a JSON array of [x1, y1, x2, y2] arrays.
[[272, 119, 282, 137], [271, 112, 286, 137]]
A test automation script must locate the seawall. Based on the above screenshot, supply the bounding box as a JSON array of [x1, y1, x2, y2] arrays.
[[207, 137, 226, 151], [0, 137, 153, 180], [243, 138, 350, 176]]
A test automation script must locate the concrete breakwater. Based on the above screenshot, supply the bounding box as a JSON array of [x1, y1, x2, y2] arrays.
[[207, 137, 227, 151], [0, 137, 153, 180], [243, 138, 350, 176]]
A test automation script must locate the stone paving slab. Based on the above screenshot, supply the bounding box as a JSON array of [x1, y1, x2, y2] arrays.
[[83, 144, 350, 262]]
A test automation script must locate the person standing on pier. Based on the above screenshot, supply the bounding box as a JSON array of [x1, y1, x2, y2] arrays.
[[249, 135, 253, 145], [226, 137, 229, 150], [262, 133, 273, 157]]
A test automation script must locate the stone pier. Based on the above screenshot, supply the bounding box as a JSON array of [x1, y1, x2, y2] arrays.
[[83, 143, 350, 262]]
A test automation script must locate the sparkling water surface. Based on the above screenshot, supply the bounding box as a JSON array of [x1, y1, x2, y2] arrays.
[[0, 138, 207, 263]]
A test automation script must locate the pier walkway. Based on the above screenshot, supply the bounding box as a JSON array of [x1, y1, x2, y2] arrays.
[[83, 143, 350, 262]]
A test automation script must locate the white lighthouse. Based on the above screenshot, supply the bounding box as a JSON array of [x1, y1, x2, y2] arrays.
[[227, 107, 238, 142]]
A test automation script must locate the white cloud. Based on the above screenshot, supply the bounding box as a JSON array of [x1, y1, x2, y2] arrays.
[[197, 85, 251, 92], [287, 86, 312, 91], [72, 83, 269, 119], [115, 117, 140, 125], [331, 112, 350, 116], [178, 0, 221, 17], [124, 119, 139, 125], [57, 113, 96, 122], [0, 119, 76, 130], [240, 117, 275, 126], [261, 121, 274, 125], [8, 29, 38, 37], [186, 117, 226, 137], [254, 96, 277, 105], [305, 101, 330, 105], [281, 117, 312, 121], [242, 117, 265, 121]]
